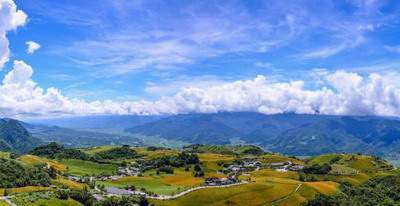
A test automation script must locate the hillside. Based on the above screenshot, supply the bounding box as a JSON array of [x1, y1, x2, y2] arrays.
[[0, 119, 41, 153]]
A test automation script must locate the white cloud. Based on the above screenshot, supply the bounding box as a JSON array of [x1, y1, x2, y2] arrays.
[[385, 45, 400, 54], [25, 41, 41, 54], [254, 62, 273, 69], [302, 45, 346, 59], [2, 60, 400, 118], [0, 0, 27, 68]]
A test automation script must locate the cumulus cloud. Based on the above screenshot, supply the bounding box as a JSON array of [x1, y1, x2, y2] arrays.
[[0, 0, 27, 68], [25, 41, 40, 54], [1, 60, 400, 118]]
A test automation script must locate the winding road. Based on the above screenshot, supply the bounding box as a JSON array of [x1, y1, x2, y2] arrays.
[[106, 181, 249, 200]]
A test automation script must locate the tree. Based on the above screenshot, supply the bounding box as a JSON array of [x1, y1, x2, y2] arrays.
[[56, 189, 70, 200], [194, 164, 201, 172]]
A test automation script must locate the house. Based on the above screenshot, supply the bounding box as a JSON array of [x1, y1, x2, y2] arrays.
[[289, 165, 304, 171], [105, 187, 134, 196], [243, 161, 262, 168], [226, 165, 244, 172], [117, 166, 141, 176], [205, 177, 237, 186], [268, 161, 293, 172], [67, 176, 83, 182], [269, 161, 292, 168]]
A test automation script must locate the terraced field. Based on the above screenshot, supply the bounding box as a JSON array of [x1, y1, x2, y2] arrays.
[[151, 169, 339, 206]]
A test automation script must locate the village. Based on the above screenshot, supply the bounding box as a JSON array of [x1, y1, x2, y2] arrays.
[[66, 157, 305, 200]]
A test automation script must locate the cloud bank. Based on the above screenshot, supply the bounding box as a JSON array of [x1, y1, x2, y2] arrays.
[[2, 0, 400, 118], [0, 0, 27, 68], [25, 41, 40, 54], [1, 60, 400, 118]]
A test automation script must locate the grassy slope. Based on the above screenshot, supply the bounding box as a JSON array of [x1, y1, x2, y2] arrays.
[[81, 146, 117, 155], [151, 169, 339, 206], [52, 177, 86, 190], [60, 159, 117, 176], [260, 154, 304, 165], [306, 153, 394, 185], [98, 168, 203, 195], [18, 155, 67, 171]]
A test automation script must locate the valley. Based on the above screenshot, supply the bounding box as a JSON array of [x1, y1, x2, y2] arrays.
[[0, 142, 398, 206], [2, 113, 400, 205]]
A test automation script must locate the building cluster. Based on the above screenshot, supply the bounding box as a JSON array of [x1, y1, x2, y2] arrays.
[[204, 177, 238, 186], [117, 165, 141, 176], [223, 161, 262, 174], [268, 161, 304, 172]]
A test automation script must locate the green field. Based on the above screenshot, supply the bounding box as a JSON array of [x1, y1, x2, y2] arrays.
[[98, 169, 203, 195], [61, 159, 117, 176], [23, 198, 83, 206]]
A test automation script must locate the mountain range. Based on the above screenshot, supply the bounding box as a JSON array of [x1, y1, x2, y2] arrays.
[[3, 112, 400, 156], [125, 113, 400, 156]]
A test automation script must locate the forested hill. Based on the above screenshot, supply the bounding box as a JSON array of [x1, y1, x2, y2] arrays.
[[0, 118, 42, 153]]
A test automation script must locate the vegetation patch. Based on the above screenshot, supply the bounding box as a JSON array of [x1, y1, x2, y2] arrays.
[[92, 145, 138, 161], [29, 142, 89, 160], [0, 158, 51, 188]]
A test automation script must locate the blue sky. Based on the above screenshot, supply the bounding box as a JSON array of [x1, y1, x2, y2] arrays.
[[2, 0, 400, 118], [5, 0, 400, 101]]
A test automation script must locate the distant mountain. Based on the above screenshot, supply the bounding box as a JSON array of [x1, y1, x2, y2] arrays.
[[125, 112, 400, 156], [0, 119, 42, 153], [126, 114, 242, 144], [29, 115, 161, 132], [23, 123, 144, 148], [272, 116, 400, 155]]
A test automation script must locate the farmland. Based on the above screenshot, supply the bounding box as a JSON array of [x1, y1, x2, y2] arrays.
[[0, 143, 398, 205]]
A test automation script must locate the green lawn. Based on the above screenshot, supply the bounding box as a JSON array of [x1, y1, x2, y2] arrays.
[[61, 159, 117, 176]]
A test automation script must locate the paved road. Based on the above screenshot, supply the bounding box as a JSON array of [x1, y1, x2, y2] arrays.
[[147, 181, 248, 200], [0, 196, 16, 206], [106, 181, 248, 200]]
